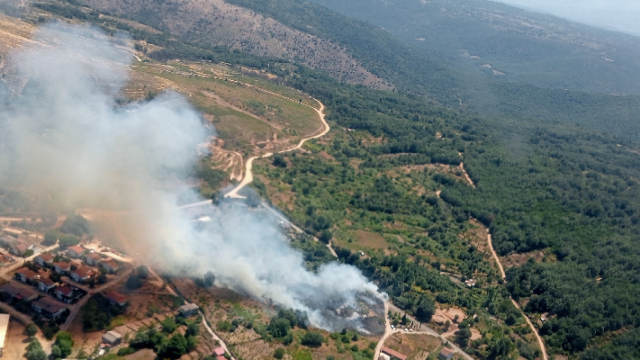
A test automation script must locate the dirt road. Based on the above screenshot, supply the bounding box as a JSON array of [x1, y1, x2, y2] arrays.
[[486, 230, 548, 360], [374, 303, 474, 360], [225, 99, 328, 198]]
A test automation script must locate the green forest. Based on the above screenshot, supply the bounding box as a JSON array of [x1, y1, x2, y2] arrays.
[[11, 1, 640, 359]]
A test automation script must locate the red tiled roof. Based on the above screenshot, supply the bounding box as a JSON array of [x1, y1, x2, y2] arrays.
[[13, 242, 29, 252], [37, 253, 54, 262], [67, 245, 84, 253], [16, 267, 38, 280], [213, 347, 225, 356], [38, 278, 55, 286], [382, 346, 408, 360], [101, 260, 119, 269], [72, 266, 93, 278], [56, 286, 72, 296], [107, 291, 127, 304], [53, 262, 70, 269], [86, 253, 101, 260]]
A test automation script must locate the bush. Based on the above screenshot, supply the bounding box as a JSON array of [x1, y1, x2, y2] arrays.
[[58, 234, 80, 249], [162, 317, 178, 334], [217, 320, 231, 332], [126, 274, 143, 290], [117, 347, 137, 356], [137, 265, 149, 279], [53, 331, 74, 358], [60, 214, 91, 236], [274, 348, 285, 359], [301, 332, 324, 347]]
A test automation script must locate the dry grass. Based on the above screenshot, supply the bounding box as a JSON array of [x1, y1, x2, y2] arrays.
[[384, 333, 443, 359]]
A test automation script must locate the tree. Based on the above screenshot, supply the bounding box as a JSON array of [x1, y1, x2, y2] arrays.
[[25, 339, 47, 360], [416, 296, 436, 323], [117, 347, 136, 356], [204, 271, 215, 287], [51, 345, 62, 359], [186, 322, 200, 337], [274, 347, 285, 359], [277, 309, 298, 328], [137, 265, 149, 279], [273, 155, 287, 168], [26, 323, 38, 338], [162, 317, 177, 334], [53, 331, 74, 358], [187, 335, 198, 352], [60, 214, 91, 236], [97, 273, 107, 284], [301, 332, 324, 347], [159, 333, 188, 359], [42, 231, 58, 246], [267, 318, 291, 338], [455, 325, 472, 348], [126, 274, 143, 290], [58, 234, 80, 249], [23, 249, 34, 258], [319, 230, 333, 244]]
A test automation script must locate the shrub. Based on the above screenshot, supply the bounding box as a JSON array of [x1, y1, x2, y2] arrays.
[[274, 348, 285, 359], [117, 347, 136, 356], [301, 332, 324, 347]]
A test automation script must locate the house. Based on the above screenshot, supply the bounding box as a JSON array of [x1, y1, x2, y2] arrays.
[[70, 259, 82, 268], [10, 241, 29, 257], [213, 347, 225, 357], [0, 235, 16, 247], [381, 346, 407, 360], [438, 347, 454, 360], [102, 330, 122, 345], [32, 297, 67, 318], [37, 278, 56, 293], [52, 262, 71, 274], [179, 303, 199, 317], [35, 253, 54, 267], [67, 245, 84, 259], [0, 284, 37, 302], [55, 286, 73, 302], [100, 260, 119, 274], [0, 252, 13, 265], [14, 267, 39, 283], [465, 279, 477, 287], [106, 291, 127, 306], [70, 266, 93, 283], [85, 252, 102, 266], [0, 314, 8, 356]]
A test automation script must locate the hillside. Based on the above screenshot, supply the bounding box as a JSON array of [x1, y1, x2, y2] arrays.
[[2, 1, 640, 359], [73, 0, 392, 90]]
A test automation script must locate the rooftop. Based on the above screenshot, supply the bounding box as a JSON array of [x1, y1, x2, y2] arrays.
[[213, 347, 225, 356], [180, 303, 199, 312], [72, 266, 93, 278], [106, 291, 127, 304], [57, 286, 73, 296], [0, 314, 9, 351], [440, 348, 455, 356], [33, 297, 66, 313], [16, 267, 38, 279], [37, 253, 54, 261], [38, 278, 55, 286], [53, 262, 70, 269], [381, 346, 407, 360], [101, 260, 118, 268], [67, 245, 84, 253]]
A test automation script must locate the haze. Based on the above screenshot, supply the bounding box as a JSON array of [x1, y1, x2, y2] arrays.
[[494, 0, 640, 36]]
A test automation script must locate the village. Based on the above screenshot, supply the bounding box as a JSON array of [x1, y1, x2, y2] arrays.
[[0, 219, 233, 360]]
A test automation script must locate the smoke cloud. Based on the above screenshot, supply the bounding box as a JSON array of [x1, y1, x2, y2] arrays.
[[0, 23, 382, 332]]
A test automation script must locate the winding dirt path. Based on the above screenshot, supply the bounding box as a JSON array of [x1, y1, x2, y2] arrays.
[[225, 99, 328, 198], [486, 230, 548, 360]]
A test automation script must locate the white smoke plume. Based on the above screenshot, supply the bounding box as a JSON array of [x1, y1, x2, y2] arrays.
[[0, 23, 382, 331]]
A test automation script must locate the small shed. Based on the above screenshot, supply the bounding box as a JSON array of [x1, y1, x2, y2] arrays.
[[102, 330, 122, 345], [439, 347, 454, 360], [381, 346, 407, 360], [179, 303, 200, 317]]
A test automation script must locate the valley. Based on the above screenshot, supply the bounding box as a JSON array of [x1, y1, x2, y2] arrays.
[[0, 0, 640, 360]]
